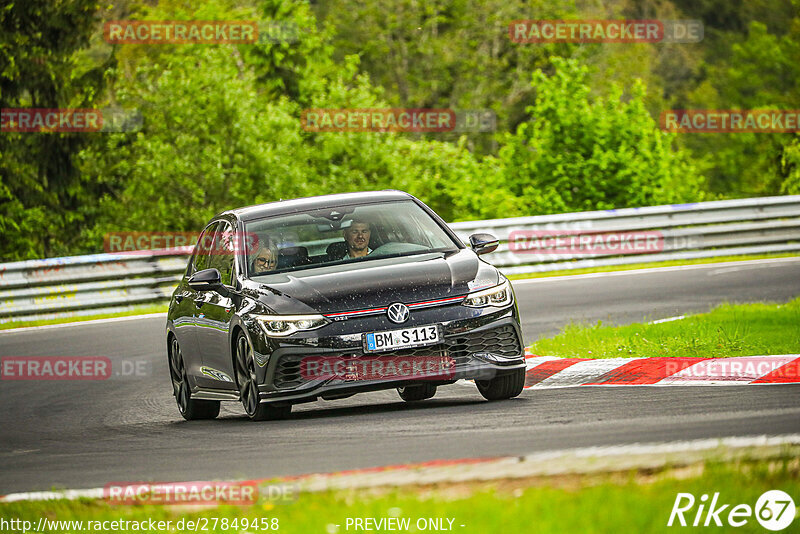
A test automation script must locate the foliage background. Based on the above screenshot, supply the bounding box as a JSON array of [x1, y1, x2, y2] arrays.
[[1, 0, 798, 260]]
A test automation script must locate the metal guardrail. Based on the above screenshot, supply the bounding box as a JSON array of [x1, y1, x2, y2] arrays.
[[1, 195, 799, 324], [449, 195, 800, 274]]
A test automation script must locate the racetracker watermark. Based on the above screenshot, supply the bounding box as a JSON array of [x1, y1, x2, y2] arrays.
[[660, 110, 800, 133], [105, 20, 256, 44], [104, 481, 297, 505], [105, 482, 252, 505], [509, 20, 703, 43], [257, 21, 300, 43], [301, 355, 456, 382], [1, 357, 151, 380], [103, 231, 260, 255], [104, 20, 298, 44], [300, 109, 496, 133], [665, 358, 799, 379], [508, 230, 665, 255], [1, 108, 142, 133], [668, 490, 795, 530]]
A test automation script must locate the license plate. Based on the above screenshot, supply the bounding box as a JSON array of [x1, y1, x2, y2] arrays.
[[364, 324, 441, 353]]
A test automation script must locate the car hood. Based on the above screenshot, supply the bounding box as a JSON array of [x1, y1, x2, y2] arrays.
[[246, 249, 500, 314]]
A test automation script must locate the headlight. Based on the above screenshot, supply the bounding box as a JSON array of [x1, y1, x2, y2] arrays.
[[463, 279, 512, 308], [255, 314, 329, 337]]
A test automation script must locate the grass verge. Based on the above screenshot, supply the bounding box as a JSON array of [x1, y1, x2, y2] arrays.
[[1, 456, 797, 533], [528, 298, 800, 358], [507, 252, 800, 280]]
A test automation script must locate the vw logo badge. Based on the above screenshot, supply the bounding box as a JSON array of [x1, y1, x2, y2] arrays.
[[387, 302, 410, 324]]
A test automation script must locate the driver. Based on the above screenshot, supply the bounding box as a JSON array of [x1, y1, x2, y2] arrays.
[[251, 238, 279, 274], [342, 219, 372, 258]]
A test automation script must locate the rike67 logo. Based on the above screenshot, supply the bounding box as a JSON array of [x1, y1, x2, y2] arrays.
[[668, 490, 796, 530]]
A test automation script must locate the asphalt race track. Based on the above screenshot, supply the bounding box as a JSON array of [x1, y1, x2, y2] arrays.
[[1, 258, 799, 494]]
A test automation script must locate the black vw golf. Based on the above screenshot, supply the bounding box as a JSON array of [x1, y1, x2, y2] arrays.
[[166, 191, 526, 420]]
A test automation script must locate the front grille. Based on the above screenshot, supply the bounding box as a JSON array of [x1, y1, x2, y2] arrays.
[[370, 346, 447, 358], [272, 325, 521, 389], [445, 325, 521, 359], [273, 346, 448, 389]]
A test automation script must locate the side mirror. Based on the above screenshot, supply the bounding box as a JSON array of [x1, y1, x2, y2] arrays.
[[188, 268, 223, 292], [469, 233, 499, 256]]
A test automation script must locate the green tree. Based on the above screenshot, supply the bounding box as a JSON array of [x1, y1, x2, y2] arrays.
[[682, 19, 800, 196], [76, 0, 498, 244], [497, 58, 706, 214], [0, 0, 111, 260], [781, 135, 800, 194], [313, 0, 578, 154]]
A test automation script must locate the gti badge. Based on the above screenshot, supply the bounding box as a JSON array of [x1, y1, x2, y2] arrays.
[[387, 302, 410, 324]]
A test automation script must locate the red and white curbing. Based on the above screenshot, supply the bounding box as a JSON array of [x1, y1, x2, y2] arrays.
[[523, 351, 800, 388]]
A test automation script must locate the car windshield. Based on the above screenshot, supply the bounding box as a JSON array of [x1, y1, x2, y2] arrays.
[[244, 199, 460, 277]]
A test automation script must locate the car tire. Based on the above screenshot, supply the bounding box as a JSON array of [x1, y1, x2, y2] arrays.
[[169, 337, 220, 420], [234, 332, 291, 421], [476, 368, 525, 401], [397, 383, 437, 402]]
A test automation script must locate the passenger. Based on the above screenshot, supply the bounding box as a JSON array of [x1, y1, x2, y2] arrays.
[[251, 238, 279, 274]]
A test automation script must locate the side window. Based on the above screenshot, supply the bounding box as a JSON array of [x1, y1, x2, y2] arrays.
[[209, 221, 236, 286], [192, 222, 219, 274]]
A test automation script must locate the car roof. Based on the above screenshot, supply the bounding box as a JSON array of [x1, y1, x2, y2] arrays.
[[221, 190, 416, 222]]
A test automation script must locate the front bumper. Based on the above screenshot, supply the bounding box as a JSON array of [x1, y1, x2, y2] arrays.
[[252, 306, 525, 404]]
